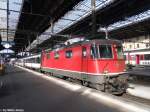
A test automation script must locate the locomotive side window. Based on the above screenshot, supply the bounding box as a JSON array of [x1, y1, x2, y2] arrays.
[[46, 53, 50, 59], [99, 45, 113, 58], [66, 50, 72, 58], [90, 45, 98, 59], [82, 47, 87, 57], [116, 46, 124, 59], [54, 52, 59, 59], [123, 55, 126, 60]]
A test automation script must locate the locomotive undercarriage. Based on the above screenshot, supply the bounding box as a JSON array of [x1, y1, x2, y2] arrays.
[[92, 75, 128, 94], [41, 67, 128, 94]]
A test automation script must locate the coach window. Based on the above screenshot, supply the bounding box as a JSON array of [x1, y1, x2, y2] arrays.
[[54, 52, 59, 59], [46, 53, 50, 59], [37, 57, 40, 63], [66, 50, 72, 58], [146, 43, 149, 48], [82, 47, 87, 57], [99, 45, 113, 58], [137, 44, 139, 48], [32, 58, 35, 63], [29, 59, 31, 63], [116, 46, 124, 59], [26, 59, 28, 63]]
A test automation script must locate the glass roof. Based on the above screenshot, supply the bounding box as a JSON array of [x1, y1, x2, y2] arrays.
[[0, 0, 23, 42], [28, 0, 114, 49], [0, 0, 149, 52], [98, 9, 150, 32]]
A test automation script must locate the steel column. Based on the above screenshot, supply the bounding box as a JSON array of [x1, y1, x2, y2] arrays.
[[91, 0, 96, 37]]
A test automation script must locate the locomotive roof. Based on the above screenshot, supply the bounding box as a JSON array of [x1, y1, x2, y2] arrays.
[[82, 39, 122, 45], [45, 39, 122, 52]]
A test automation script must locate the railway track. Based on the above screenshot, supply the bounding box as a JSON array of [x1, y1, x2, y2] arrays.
[[122, 93, 150, 106]]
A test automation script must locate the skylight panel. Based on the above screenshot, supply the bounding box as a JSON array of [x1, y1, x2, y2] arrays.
[[30, 0, 116, 49], [105, 9, 150, 31], [9, 0, 22, 11], [8, 0, 23, 40], [0, 10, 7, 29], [51, 0, 114, 35], [0, 0, 23, 45], [0, 0, 7, 9]]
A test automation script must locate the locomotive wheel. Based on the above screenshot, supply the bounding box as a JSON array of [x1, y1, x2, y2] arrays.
[[74, 80, 82, 85], [66, 78, 72, 82], [49, 72, 53, 76], [62, 76, 67, 80], [82, 81, 89, 87]]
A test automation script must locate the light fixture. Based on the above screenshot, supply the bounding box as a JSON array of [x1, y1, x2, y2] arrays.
[[3, 43, 12, 49]]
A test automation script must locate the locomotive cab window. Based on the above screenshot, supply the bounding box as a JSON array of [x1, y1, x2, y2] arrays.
[[90, 45, 98, 59], [54, 52, 59, 59], [99, 45, 113, 59], [46, 53, 50, 59], [116, 46, 124, 59], [66, 50, 72, 58]]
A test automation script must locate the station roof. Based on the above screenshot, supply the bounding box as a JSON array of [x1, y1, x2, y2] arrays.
[[109, 16, 150, 40], [1, 0, 150, 53], [58, 0, 150, 35], [0, 0, 23, 51], [13, 0, 83, 52], [37, 0, 150, 50]]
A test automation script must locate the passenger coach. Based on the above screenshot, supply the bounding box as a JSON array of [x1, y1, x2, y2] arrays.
[[16, 54, 41, 69]]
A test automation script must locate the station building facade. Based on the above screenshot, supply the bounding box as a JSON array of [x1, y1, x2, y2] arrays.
[[122, 34, 150, 66]]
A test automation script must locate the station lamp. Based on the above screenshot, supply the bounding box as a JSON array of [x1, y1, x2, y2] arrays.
[[3, 43, 12, 49]]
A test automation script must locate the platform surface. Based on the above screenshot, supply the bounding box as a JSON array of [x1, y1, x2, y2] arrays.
[[0, 66, 123, 112]]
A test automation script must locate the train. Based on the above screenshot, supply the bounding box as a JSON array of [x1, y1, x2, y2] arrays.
[[124, 50, 150, 66], [16, 39, 128, 94]]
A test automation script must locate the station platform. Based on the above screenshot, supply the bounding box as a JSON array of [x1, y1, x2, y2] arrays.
[[0, 66, 122, 112], [0, 66, 150, 112]]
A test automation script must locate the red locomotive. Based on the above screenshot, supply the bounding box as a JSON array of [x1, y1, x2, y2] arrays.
[[41, 39, 127, 94]]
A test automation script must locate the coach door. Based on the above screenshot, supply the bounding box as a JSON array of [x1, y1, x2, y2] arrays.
[[82, 47, 88, 73], [136, 55, 140, 65]]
